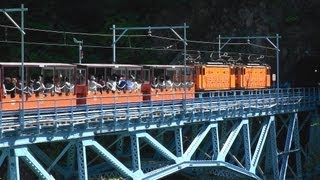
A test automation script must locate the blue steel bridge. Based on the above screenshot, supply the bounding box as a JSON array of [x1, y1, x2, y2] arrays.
[[0, 88, 319, 179]]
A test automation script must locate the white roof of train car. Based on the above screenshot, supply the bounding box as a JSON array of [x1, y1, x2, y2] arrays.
[[76, 63, 142, 68], [0, 62, 74, 67]]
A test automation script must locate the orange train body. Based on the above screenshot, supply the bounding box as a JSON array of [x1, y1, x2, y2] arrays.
[[194, 64, 271, 91], [0, 62, 271, 112]]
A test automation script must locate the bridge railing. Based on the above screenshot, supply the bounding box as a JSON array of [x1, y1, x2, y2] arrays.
[[0, 88, 319, 137]]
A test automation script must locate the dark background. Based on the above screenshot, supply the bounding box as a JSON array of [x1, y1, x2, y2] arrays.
[[0, 0, 319, 87]]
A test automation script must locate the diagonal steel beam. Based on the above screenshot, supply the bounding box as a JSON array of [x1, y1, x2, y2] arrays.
[[0, 149, 8, 167], [137, 132, 177, 162], [76, 141, 88, 180], [217, 120, 244, 161], [250, 116, 272, 173], [83, 139, 136, 179], [184, 123, 214, 160], [15, 147, 54, 180], [279, 113, 297, 180]]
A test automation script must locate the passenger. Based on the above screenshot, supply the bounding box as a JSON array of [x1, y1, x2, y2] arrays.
[[132, 76, 140, 91], [2, 77, 11, 98], [33, 76, 42, 97], [44, 76, 54, 96], [98, 75, 106, 94], [64, 77, 71, 96], [159, 76, 165, 89], [6, 77, 15, 98], [107, 75, 117, 93], [117, 75, 126, 91], [88, 75, 103, 94], [165, 75, 173, 89], [151, 77, 158, 89], [10, 77, 17, 98], [126, 75, 133, 91], [15, 77, 22, 96], [54, 75, 62, 96]]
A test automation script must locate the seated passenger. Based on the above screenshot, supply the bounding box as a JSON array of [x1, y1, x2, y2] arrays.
[[158, 76, 165, 89], [106, 75, 117, 93], [98, 76, 106, 94], [44, 76, 54, 96], [117, 75, 126, 91], [33, 76, 43, 97], [54, 75, 62, 96], [126, 75, 133, 91], [88, 75, 103, 94], [165, 75, 173, 89], [64, 77, 71, 96], [151, 77, 158, 89]]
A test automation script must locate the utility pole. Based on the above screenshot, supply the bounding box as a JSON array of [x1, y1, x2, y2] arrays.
[[73, 38, 83, 64], [1, 4, 28, 128]]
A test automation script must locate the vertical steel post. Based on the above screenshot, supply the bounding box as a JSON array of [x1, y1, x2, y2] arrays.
[[183, 23, 187, 102], [276, 34, 279, 90], [20, 4, 25, 126], [218, 34, 221, 58], [175, 128, 183, 157], [8, 149, 20, 180], [76, 141, 88, 180], [79, 43, 82, 64], [112, 24, 116, 64]]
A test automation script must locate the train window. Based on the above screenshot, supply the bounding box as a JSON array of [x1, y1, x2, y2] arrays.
[[77, 69, 86, 85], [267, 68, 271, 75], [143, 69, 150, 83], [231, 68, 235, 75]]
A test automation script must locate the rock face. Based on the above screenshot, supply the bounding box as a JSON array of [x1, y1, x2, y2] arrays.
[[0, 0, 319, 86]]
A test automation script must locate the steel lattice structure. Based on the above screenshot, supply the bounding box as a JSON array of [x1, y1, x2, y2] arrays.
[[0, 88, 319, 179]]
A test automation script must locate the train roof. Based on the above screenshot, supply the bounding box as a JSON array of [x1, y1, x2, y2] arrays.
[[75, 63, 142, 69], [0, 62, 74, 67], [143, 64, 193, 69]]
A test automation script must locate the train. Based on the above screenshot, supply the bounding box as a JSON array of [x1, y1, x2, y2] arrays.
[[0, 62, 271, 111]]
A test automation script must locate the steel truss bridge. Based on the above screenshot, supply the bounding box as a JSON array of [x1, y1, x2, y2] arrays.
[[0, 88, 319, 179]]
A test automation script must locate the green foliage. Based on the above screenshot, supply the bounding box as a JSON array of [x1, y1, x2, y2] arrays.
[[285, 15, 300, 24]]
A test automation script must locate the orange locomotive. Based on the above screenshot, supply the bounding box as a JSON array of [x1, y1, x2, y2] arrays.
[[194, 63, 271, 91]]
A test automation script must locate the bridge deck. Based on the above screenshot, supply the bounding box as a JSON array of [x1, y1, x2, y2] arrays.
[[0, 88, 319, 146]]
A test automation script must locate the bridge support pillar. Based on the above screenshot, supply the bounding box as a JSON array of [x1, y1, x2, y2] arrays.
[[131, 134, 143, 176], [8, 149, 20, 180], [279, 113, 301, 180], [175, 127, 183, 157], [76, 140, 88, 180]]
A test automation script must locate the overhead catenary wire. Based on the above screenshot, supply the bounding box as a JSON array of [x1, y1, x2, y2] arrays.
[[0, 23, 251, 46], [0, 23, 277, 59], [0, 40, 275, 58]]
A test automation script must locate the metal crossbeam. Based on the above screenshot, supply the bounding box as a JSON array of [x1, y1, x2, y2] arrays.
[[280, 113, 298, 179], [15, 147, 54, 180], [250, 117, 272, 173], [84, 139, 136, 179], [76, 141, 88, 180], [137, 132, 177, 161], [242, 119, 252, 170], [29, 145, 66, 175], [8, 149, 20, 180], [217, 120, 244, 161], [184, 124, 213, 160]]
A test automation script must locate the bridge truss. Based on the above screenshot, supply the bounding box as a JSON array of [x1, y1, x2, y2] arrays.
[[0, 88, 319, 179]]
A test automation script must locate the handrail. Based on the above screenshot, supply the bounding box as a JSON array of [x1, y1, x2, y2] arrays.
[[0, 88, 319, 137]]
